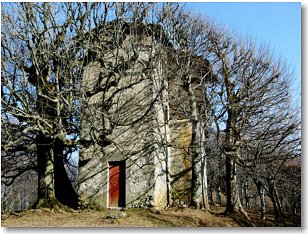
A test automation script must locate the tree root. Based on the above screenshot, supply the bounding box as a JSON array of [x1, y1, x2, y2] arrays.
[[34, 198, 73, 212], [208, 209, 225, 215], [226, 208, 255, 227]]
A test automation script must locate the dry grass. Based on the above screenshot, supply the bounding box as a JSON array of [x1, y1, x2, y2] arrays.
[[1, 207, 239, 227], [1, 206, 300, 227]]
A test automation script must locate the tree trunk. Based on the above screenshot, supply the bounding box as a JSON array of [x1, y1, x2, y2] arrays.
[[200, 123, 209, 211], [201, 156, 209, 210], [216, 187, 221, 205], [189, 121, 210, 209], [163, 105, 172, 208], [208, 188, 213, 204], [260, 187, 266, 220], [36, 135, 78, 209], [254, 179, 266, 220], [225, 155, 242, 213], [190, 119, 202, 208], [187, 75, 209, 210], [188, 89, 202, 208], [242, 182, 249, 208], [268, 179, 284, 223], [291, 189, 298, 223], [224, 157, 254, 226], [54, 140, 79, 209], [36, 135, 58, 208], [223, 104, 249, 220]]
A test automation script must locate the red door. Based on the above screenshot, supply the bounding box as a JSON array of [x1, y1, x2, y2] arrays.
[[108, 161, 125, 207]]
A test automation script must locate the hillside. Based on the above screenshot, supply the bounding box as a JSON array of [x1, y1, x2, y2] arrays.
[[1, 205, 300, 227]]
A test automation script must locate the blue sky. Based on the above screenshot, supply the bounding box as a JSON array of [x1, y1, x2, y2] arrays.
[[186, 2, 301, 106]]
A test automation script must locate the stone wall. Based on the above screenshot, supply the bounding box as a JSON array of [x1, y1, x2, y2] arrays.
[[169, 120, 192, 205], [78, 34, 169, 209], [77, 27, 209, 209]]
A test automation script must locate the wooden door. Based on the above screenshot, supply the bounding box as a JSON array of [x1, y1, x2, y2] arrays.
[[108, 161, 125, 207]]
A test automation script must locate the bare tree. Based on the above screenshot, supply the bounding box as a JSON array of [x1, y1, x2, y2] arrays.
[[160, 7, 216, 209], [200, 19, 300, 224], [2, 2, 300, 218], [1, 2, 186, 210], [1, 2, 98, 209]]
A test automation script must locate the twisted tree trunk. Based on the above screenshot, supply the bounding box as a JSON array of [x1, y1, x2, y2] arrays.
[[36, 135, 58, 208], [36, 135, 78, 209]]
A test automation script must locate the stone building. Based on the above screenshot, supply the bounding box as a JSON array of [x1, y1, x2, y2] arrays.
[[77, 22, 211, 209]]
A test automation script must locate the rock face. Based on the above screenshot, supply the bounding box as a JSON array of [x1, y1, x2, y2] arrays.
[[77, 25, 207, 209]]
